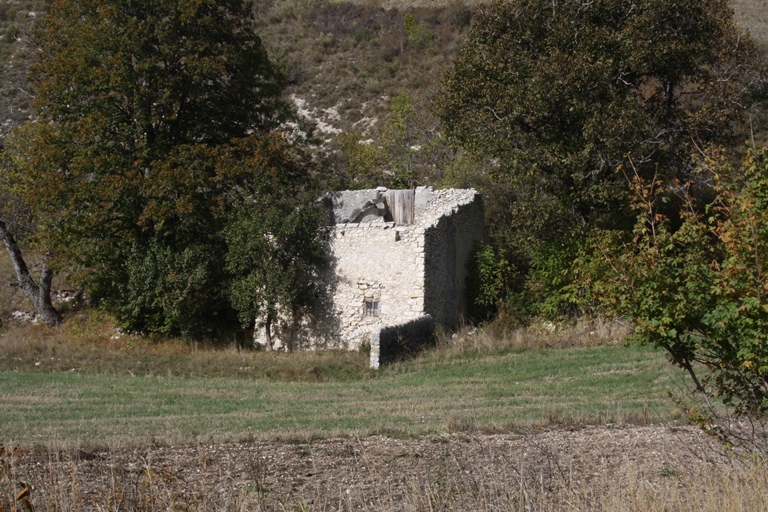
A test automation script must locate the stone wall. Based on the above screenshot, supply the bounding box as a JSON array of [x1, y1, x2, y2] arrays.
[[325, 220, 425, 349], [422, 190, 485, 326], [322, 187, 484, 352], [369, 315, 436, 369], [257, 187, 484, 359]]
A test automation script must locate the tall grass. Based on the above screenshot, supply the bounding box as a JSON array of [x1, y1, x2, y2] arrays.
[[0, 310, 371, 380]]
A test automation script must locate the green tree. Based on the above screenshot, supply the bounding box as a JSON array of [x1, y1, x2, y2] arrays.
[[607, 146, 768, 422], [336, 93, 455, 189], [336, 130, 384, 189], [221, 134, 327, 351], [403, 12, 434, 51], [465, 242, 511, 323], [0, 124, 61, 326], [25, 0, 300, 336], [225, 200, 326, 350], [437, 0, 764, 315]]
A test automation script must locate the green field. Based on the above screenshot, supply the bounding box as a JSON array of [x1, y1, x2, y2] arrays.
[[0, 342, 683, 449]]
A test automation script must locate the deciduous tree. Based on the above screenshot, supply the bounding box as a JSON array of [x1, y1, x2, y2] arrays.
[[221, 134, 328, 351], [606, 146, 768, 428], [437, 0, 765, 315], [24, 0, 317, 336], [0, 124, 61, 326]]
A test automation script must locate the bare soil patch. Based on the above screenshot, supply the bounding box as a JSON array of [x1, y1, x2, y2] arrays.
[[4, 424, 759, 511]]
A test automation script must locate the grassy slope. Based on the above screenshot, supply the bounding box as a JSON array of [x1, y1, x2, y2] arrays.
[[0, 340, 682, 448]]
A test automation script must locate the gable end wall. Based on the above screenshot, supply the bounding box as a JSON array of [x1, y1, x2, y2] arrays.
[[324, 222, 426, 349]]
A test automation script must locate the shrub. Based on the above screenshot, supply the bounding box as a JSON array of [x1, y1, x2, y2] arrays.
[[607, 146, 768, 419], [465, 242, 511, 323], [402, 12, 433, 51]]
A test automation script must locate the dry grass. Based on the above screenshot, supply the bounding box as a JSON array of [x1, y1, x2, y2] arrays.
[[0, 309, 371, 380], [0, 307, 631, 378], [2, 426, 767, 511], [442, 317, 632, 353]]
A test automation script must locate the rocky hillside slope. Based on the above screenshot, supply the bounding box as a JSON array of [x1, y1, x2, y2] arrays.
[[2, 0, 765, 143]]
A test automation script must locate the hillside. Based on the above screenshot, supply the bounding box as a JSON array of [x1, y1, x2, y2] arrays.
[[0, 0, 45, 136], [256, 0, 768, 157], [2, 0, 765, 144], [254, 1, 472, 141]]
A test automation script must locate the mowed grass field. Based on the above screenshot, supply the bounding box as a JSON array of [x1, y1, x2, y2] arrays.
[[0, 329, 683, 449]]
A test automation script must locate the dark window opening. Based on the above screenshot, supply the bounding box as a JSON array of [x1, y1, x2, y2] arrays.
[[365, 300, 379, 317]]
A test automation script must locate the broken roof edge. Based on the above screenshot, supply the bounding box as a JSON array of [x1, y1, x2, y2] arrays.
[[320, 186, 480, 228], [413, 187, 481, 229]]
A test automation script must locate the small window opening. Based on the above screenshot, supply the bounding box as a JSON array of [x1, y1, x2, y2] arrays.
[[365, 300, 379, 317]]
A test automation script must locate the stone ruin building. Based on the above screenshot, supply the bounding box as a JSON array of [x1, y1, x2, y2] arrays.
[[256, 186, 484, 367]]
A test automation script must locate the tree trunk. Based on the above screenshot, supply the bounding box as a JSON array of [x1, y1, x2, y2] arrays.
[[264, 313, 273, 351], [0, 218, 62, 327]]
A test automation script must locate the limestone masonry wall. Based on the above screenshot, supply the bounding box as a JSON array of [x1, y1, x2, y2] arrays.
[[328, 221, 425, 348], [320, 187, 484, 351], [423, 189, 486, 327], [256, 187, 484, 355]]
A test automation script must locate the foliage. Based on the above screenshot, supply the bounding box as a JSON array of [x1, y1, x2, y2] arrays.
[[465, 242, 511, 322], [520, 229, 633, 319], [117, 241, 224, 336], [0, 123, 63, 327], [607, 146, 768, 417], [0, 123, 37, 240], [22, 0, 324, 337], [32, 0, 286, 142], [4, 0, 768, 151], [524, 241, 581, 318], [380, 93, 419, 187], [222, 137, 328, 350], [437, 0, 766, 317], [336, 93, 455, 189], [403, 12, 433, 51], [336, 131, 384, 188]]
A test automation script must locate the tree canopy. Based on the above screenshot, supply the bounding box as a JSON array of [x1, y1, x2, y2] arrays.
[[22, 0, 323, 337], [437, 0, 765, 316], [438, 0, 763, 248], [223, 137, 329, 350], [435, 0, 768, 425]]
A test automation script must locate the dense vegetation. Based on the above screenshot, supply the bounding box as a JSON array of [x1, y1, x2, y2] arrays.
[[2, 0, 328, 341], [434, 0, 768, 422], [438, 0, 762, 280]]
